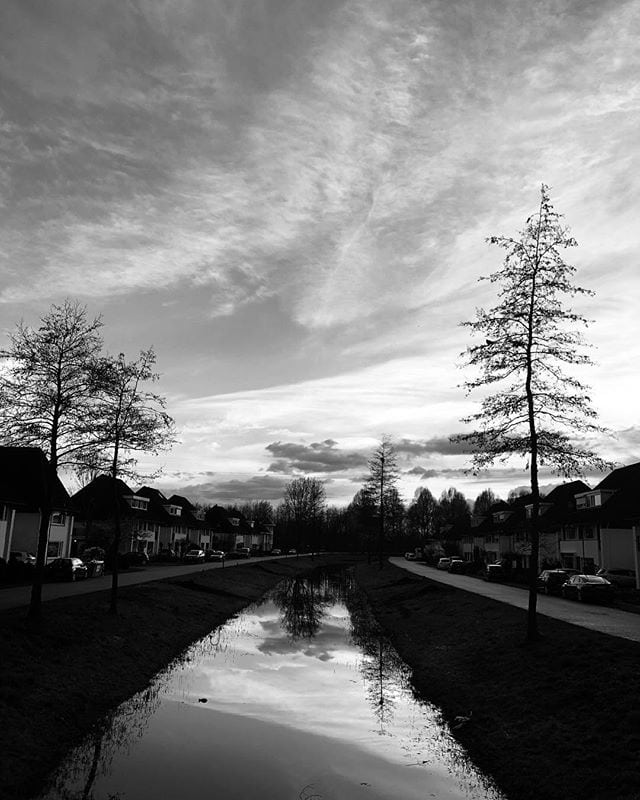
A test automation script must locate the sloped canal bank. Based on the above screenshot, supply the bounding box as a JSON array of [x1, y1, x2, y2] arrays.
[[36, 567, 503, 800], [0, 555, 358, 798], [354, 561, 640, 800]]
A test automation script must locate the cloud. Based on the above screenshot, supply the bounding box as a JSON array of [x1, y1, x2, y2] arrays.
[[266, 440, 368, 474], [396, 437, 470, 456], [166, 474, 290, 504]]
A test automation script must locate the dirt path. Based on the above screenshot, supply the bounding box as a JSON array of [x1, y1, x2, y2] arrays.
[[392, 557, 640, 642]]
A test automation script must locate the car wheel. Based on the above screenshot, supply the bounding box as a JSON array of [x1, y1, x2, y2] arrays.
[[71, 571, 76, 582]]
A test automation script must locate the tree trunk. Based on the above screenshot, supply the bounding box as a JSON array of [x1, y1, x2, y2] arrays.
[[27, 459, 53, 621], [109, 474, 121, 615]]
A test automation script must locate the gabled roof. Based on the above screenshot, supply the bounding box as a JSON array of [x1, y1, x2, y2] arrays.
[[544, 480, 591, 504], [168, 494, 195, 510], [72, 475, 135, 519], [0, 446, 72, 510], [595, 462, 640, 492]]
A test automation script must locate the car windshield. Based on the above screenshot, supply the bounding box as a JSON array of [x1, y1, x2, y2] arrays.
[[584, 576, 608, 584]]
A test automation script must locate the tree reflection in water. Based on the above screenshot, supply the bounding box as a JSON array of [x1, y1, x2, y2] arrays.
[[345, 584, 409, 733], [273, 569, 408, 733], [272, 573, 333, 641], [42, 672, 167, 799]]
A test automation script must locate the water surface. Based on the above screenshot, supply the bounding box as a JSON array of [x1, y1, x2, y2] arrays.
[[40, 570, 505, 800]]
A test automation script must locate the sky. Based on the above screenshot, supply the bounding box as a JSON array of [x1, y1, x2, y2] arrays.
[[1, 0, 639, 508]]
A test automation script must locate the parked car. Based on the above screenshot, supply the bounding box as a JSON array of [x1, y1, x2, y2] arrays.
[[436, 557, 452, 570], [448, 559, 468, 574], [561, 574, 615, 604], [153, 548, 180, 563], [270, 549, 282, 556], [483, 563, 506, 582], [45, 557, 88, 582], [9, 551, 36, 567], [596, 568, 637, 589], [120, 550, 149, 568], [235, 547, 252, 559], [205, 550, 225, 562], [80, 547, 106, 577], [536, 569, 577, 595], [183, 549, 206, 564], [404, 552, 416, 561], [287, 549, 297, 555]]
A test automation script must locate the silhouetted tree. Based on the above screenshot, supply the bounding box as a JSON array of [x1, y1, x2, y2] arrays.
[[92, 348, 175, 614], [455, 184, 610, 641], [365, 435, 400, 567], [473, 488, 500, 516], [282, 477, 326, 553], [407, 487, 438, 543], [0, 300, 104, 619]]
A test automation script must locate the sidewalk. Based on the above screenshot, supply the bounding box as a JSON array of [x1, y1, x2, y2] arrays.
[[0, 555, 288, 612], [391, 557, 640, 643]]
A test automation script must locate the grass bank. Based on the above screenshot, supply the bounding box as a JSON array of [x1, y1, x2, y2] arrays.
[[354, 561, 640, 800], [0, 554, 359, 799]]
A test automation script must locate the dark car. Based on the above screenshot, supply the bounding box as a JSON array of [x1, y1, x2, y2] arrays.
[[483, 563, 506, 581], [536, 569, 577, 595], [561, 574, 615, 604], [123, 550, 150, 568], [183, 549, 206, 564], [153, 548, 180, 563], [448, 559, 467, 574], [45, 557, 88, 582], [9, 551, 36, 567], [80, 547, 106, 577], [596, 568, 637, 589], [205, 550, 225, 562]]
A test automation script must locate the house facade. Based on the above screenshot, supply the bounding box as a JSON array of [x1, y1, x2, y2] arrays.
[[560, 464, 640, 573], [0, 447, 74, 562]]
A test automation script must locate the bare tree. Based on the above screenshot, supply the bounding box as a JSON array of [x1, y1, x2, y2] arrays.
[[282, 477, 326, 554], [365, 435, 400, 567], [455, 184, 610, 641], [407, 487, 438, 542], [472, 488, 500, 516], [0, 300, 104, 619], [92, 348, 175, 614]]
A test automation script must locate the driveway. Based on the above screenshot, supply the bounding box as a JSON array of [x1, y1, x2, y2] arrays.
[[0, 555, 291, 612], [391, 557, 640, 643]]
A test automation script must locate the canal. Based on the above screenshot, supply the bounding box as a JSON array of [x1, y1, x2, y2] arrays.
[[38, 568, 505, 799]]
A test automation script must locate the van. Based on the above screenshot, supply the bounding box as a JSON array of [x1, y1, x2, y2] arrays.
[[235, 547, 251, 559]]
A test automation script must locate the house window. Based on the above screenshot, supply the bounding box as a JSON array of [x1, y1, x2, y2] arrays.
[[563, 528, 577, 540], [127, 497, 149, 510], [50, 512, 66, 526], [47, 541, 62, 558]]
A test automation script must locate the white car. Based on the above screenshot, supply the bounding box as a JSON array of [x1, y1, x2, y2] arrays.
[[436, 557, 452, 570]]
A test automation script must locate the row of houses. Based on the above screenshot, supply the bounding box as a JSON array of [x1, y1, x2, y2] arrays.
[[0, 447, 274, 563], [454, 463, 640, 574]]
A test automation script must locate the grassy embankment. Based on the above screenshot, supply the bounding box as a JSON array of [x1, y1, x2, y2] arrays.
[[2, 556, 639, 800], [354, 561, 640, 800], [0, 554, 359, 799]]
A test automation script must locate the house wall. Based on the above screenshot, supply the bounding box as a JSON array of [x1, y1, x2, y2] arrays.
[[10, 511, 72, 559], [559, 539, 600, 570], [600, 528, 635, 570], [0, 516, 9, 560]]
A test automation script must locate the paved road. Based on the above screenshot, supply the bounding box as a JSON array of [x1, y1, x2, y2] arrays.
[[390, 557, 640, 643], [0, 555, 293, 612]]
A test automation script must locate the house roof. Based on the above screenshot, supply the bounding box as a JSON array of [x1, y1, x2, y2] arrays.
[[595, 462, 640, 492], [0, 446, 72, 511], [72, 475, 136, 519]]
